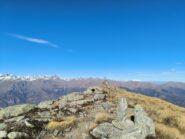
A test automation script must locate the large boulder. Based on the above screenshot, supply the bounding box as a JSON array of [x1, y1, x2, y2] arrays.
[[0, 104, 36, 120], [134, 105, 156, 138]]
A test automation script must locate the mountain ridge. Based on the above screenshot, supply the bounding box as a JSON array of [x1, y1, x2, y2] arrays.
[[1, 74, 185, 108]]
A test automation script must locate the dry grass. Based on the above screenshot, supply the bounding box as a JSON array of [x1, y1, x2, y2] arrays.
[[88, 122, 98, 131], [106, 87, 185, 139], [95, 112, 113, 124], [47, 116, 77, 130], [156, 123, 184, 139]]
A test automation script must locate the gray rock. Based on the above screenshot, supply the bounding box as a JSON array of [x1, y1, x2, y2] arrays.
[[58, 99, 68, 109], [37, 100, 53, 109], [90, 98, 155, 139], [24, 120, 35, 128], [68, 108, 78, 113], [38, 111, 51, 118], [94, 94, 106, 101], [7, 132, 29, 139], [116, 98, 128, 121], [101, 102, 112, 111], [67, 93, 85, 101], [0, 123, 7, 130], [119, 127, 142, 139], [56, 111, 65, 119], [5, 116, 25, 123], [112, 119, 134, 130], [90, 122, 122, 139], [0, 104, 36, 120], [53, 129, 59, 136], [69, 99, 94, 107], [0, 131, 7, 138], [134, 105, 156, 138]]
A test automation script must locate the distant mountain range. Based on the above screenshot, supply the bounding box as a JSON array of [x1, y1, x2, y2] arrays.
[[0, 74, 185, 107]]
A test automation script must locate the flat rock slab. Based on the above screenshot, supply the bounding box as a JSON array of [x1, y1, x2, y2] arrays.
[[112, 119, 134, 130], [0, 104, 36, 120], [90, 122, 122, 139], [37, 100, 53, 109]]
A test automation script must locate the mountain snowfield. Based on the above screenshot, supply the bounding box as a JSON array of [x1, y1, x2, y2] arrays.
[[0, 74, 62, 81]]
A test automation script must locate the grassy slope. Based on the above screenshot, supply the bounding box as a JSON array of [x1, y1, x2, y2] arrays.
[[104, 86, 185, 139]]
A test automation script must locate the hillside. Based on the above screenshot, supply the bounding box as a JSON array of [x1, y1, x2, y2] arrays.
[[106, 86, 185, 139], [1, 74, 185, 108], [0, 84, 185, 139]]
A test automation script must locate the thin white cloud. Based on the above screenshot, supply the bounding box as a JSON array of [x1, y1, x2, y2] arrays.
[[7, 33, 59, 48]]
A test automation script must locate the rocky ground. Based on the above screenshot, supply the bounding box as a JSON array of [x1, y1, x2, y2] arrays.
[[0, 84, 156, 139]]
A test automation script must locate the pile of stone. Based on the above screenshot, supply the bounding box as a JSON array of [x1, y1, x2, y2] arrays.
[[0, 86, 156, 139], [90, 98, 156, 139], [0, 87, 107, 139]]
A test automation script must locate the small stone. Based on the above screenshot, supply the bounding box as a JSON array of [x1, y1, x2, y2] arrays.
[[101, 102, 112, 111], [68, 108, 78, 113], [0, 131, 7, 138], [24, 120, 35, 128], [94, 94, 106, 101], [8, 132, 29, 139], [53, 129, 59, 136]]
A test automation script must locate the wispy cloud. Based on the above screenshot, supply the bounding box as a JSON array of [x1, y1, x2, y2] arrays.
[[7, 33, 59, 48]]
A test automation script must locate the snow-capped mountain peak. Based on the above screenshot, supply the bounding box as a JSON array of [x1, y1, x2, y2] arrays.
[[0, 74, 61, 81]]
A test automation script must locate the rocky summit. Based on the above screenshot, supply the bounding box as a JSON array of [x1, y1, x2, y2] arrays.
[[0, 85, 156, 139]]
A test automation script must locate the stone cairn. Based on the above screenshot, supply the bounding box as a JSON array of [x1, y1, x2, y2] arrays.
[[90, 98, 156, 139]]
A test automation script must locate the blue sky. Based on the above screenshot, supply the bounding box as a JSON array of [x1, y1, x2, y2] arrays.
[[0, 0, 185, 81]]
